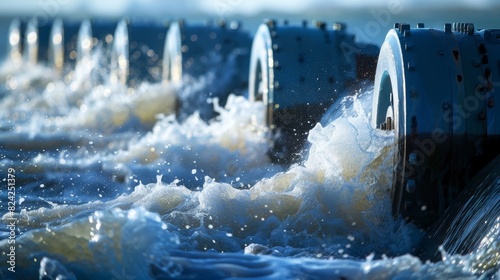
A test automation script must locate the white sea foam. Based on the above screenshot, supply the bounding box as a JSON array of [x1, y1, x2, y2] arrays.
[[0, 51, 498, 280]]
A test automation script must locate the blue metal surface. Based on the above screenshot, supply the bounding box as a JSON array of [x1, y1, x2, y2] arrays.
[[163, 19, 252, 120], [110, 19, 168, 87], [248, 19, 379, 163], [372, 23, 500, 228], [76, 19, 117, 67]]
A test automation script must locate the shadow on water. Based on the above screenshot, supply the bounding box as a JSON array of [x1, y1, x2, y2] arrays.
[[420, 155, 500, 262]]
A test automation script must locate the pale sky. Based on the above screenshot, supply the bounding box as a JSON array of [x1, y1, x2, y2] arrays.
[[0, 0, 498, 17]]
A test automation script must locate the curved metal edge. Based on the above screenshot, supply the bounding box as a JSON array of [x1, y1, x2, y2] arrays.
[[7, 18, 24, 64], [50, 19, 64, 73], [110, 19, 129, 86], [76, 19, 93, 67], [248, 23, 274, 127], [372, 29, 406, 217], [163, 21, 182, 84]]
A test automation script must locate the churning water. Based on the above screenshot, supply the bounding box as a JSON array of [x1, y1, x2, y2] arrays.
[[0, 33, 499, 279]]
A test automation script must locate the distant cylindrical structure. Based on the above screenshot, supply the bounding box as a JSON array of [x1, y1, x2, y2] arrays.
[[77, 19, 116, 68], [7, 18, 26, 65], [163, 19, 252, 120], [248, 19, 379, 163], [23, 17, 53, 65], [75, 19, 117, 84], [49, 19, 80, 74], [372, 23, 500, 228], [110, 19, 168, 87]]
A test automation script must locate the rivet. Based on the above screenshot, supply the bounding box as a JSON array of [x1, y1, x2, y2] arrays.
[[274, 81, 280, 89], [217, 19, 226, 28], [478, 111, 486, 120], [229, 20, 240, 30], [438, 50, 444, 56], [274, 60, 280, 69], [485, 67, 491, 79], [409, 153, 418, 165], [272, 44, 279, 51], [482, 55, 489, 64], [406, 179, 416, 193], [298, 53, 304, 64], [478, 43, 487, 54], [407, 61, 415, 71]]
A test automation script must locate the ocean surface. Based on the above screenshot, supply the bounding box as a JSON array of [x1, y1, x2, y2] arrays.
[[0, 12, 499, 280]]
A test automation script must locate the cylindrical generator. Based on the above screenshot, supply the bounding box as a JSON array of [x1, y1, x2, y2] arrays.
[[248, 19, 379, 163], [110, 19, 168, 87], [372, 23, 500, 228], [49, 19, 81, 75], [163, 19, 252, 120]]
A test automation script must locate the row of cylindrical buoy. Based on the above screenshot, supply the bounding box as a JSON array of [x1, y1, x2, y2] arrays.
[[3, 18, 499, 229]]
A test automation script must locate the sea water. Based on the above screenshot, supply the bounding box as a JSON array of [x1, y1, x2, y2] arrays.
[[0, 36, 499, 280]]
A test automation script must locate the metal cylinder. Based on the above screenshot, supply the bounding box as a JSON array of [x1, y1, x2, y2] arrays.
[[76, 19, 117, 84], [6, 18, 26, 65], [77, 19, 116, 62], [49, 19, 80, 75], [110, 18, 168, 87], [22, 17, 53, 65], [163, 19, 251, 119], [248, 19, 379, 163], [372, 23, 500, 228]]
